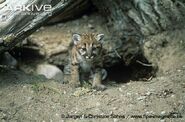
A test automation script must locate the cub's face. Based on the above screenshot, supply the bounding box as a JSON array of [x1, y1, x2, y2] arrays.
[[72, 33, 104, 61]]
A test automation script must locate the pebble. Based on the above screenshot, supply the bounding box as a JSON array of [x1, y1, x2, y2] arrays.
[[22, 39, 28, 45], [89, 19, 94, 23], [0, 38, 3, 44], [96, 102, 101, 106], [36, 29, 40, 32], [146, 91, 152, 96], [113, 118, 119, 122], [27, 97, 33, 101], [63, 90, 66, 94], [137, 96, 146, 101], [145, 111, 154, 115], [145, 111, 150, 115], [127, 83, 131, 85], [55, 113, 60, 117], [160, 119, 165, 122], [82, 15, 88, 20], [113, 107, 118, 110], [74, 21, 80, 26], [40, 27, 45, 30], [118, 88, 123, 92], [110, 111, 113, 114], [161, 111, 166, 115], [128, 104, 134, 107], [57, 23, 64, 27], [88, 24, 94, 29], [177, 69, 181, 72], [126, 92, 131, 96]]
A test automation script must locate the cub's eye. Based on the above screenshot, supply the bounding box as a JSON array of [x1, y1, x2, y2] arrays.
[[93, 45, 101, 50], [80, 47, 86, 51], [92, 47, 97, 50]]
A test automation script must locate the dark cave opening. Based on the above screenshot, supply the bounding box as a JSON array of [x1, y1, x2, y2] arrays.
[[105, 56, 156, 84], [10, 47, 45, 60], [11, 46, 156, 84]]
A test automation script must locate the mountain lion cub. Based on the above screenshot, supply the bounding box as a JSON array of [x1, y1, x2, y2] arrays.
[[69, 33, 107, 90]]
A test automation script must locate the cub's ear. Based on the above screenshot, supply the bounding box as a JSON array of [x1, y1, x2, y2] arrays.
[[72, 33, 81, 45], [96, 34, 104, 43]]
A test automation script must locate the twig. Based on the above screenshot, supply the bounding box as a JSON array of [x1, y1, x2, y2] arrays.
[[136, 60, 153, 67], [114, 49, 122, 59]]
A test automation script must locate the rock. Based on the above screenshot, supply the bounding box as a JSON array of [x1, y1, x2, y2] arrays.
[[161, 111, 166, 115], [0, 52, 18, 68], [113, 107, 118, 110], [177, 69, 181, 72], [88, 23, 94, 29], [89, 19, 94, 24], [126, 92, 131, 96], [0, 38, 3, 44], [118, 88, 123, 92], [137, 96, 146, 101], [36, 64, 64, 82], [82, 15, 88, 20], [22, 39, 28, 45], [145, 91, 152, 96], [96, 102, 101, 107], [160, 119, 165, 122], [27, 97, 33, 101], [39, 27, 45, 31], [63, 90, 66, 94], [57, 23, 64, 27], [145, 111, 154, 115], [113, 118, 119, 122]]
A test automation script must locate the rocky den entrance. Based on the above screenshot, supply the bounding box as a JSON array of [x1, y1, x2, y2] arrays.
[[0, 0, 185, 121]]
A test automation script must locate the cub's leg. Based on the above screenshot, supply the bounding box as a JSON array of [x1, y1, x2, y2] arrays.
[[71, 65, 81, 87], [92, 68, 106, 91]]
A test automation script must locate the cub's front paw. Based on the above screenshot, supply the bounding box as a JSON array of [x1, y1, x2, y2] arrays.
[[92, 84, 106, 91]]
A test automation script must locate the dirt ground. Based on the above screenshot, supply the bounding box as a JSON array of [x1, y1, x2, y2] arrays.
[[0, 13, 185, 122]]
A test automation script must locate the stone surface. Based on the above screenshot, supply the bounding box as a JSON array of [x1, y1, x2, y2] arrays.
[[0, 52, 18, 68], [36, 64, 64, 82]]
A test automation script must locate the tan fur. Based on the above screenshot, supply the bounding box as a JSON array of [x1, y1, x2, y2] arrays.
[[69, 33, 106, 90]]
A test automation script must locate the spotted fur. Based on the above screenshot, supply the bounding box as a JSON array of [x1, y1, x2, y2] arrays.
[[69, 33, 107, 90]]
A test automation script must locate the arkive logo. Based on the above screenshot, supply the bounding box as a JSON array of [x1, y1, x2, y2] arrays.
[[3, 4, 52, 12]]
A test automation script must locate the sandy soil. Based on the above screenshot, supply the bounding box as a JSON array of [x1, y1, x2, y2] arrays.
[[0, 14, 185, 122], [0, 63, 185, 122]]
